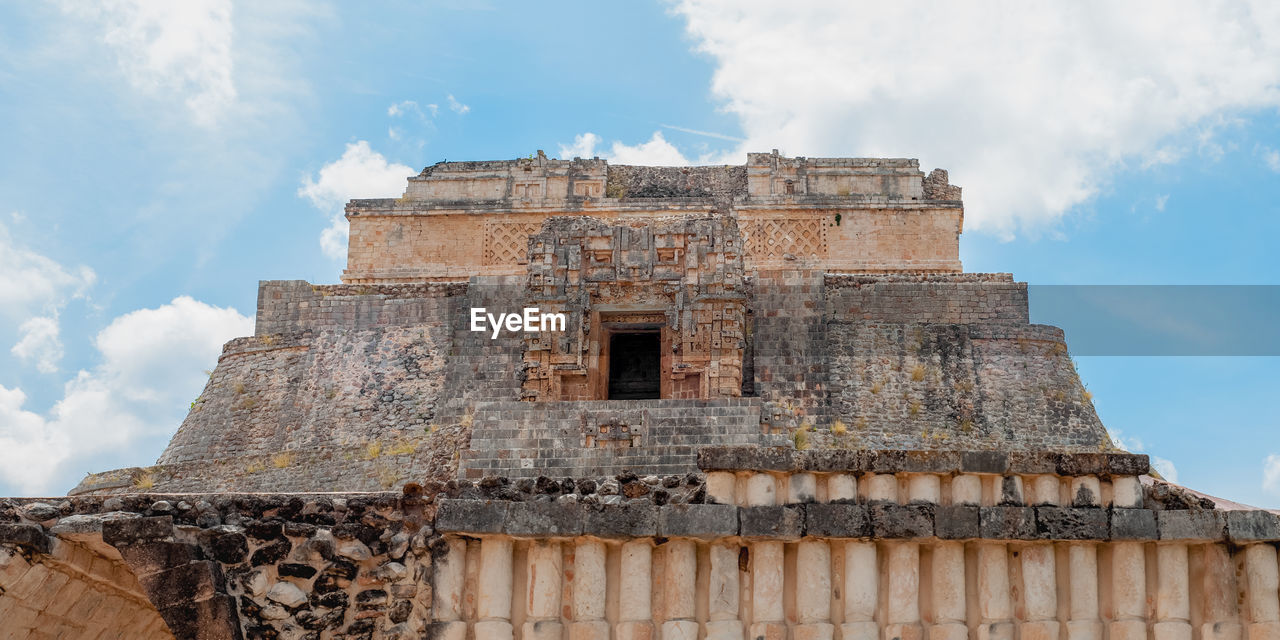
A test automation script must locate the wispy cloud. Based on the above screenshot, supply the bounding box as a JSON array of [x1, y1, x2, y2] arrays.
[[1262, 147, 1280, 173], [1265, 454, 1280, 495], [447, 94, 470, 115], [298, 141, 414, 261]]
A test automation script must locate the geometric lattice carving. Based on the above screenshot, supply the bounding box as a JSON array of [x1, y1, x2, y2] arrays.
[[483, 222, 541, 265], [745, 217, 828, 261]]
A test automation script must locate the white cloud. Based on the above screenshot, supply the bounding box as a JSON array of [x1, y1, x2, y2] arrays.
[[298, 141, 415, 260], [0, 297, 251, 495], [665, 1, 1280, 237], [1265, 454, 1280, 495], [1151, 456, 1179, 484], [1107, 428, 1144, 453], [560, 131, 695, 166], [447, 94, 470, 115], [1154, 194, 1169, 212], [1262, 147, 1280, 173], [11, 317, 64, 374], [0, 222, 96, 321], [57, 0, 237, 127]]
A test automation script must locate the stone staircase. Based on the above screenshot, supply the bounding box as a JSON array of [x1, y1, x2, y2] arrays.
[[458, 397, 787, 479]]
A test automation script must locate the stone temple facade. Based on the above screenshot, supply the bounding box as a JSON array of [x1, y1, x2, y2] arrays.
[[2, 152, 1279, 640]]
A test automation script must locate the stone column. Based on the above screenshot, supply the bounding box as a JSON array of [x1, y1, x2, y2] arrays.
[[707, 472, 737, 505], [790, 473, 818, 503], [977, 543, 1014, 640], [885, 542, 921, 640], [617, 540, 653, 640], [1201, 544, 1242, 640], [663, 540, 698, 640], [828, 474, 857, 503], [1020, 545, 1058, 640], [796, 540, 833, 640], [930, 542, 967, 640], [432, 537, 469, 640], [750, 541, 786, 640], [1069, 477, 1102, 507], [1154, 544, 1191, 640], [950, 475, 982, 506], [1030, 476, 1060, 506], [476, 537, 514, 640], [1110, 542, 1147, 640], [706, 543, 742, 640], [1067, 544, 1101, 640], [1244, 544, 1280, 640], [745, 473, 777, 507], [907, 475, 940, 504], [571, 540, 609, 640], [525, 541, 564, 640], [864, 473, 897, 503], [1111, 477, 1143, 508], [842, 541, 878, 640]]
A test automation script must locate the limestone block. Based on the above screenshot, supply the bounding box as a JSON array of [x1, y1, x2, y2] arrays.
[[1112, 542, 1147, 620], [1229, 512, 1280, 542], [1244, 544, 1280, 622], [527, 542, 563, 620], [524, 620, 565, 640], [934, 505, 979, 540], [927, 623, 968, 640], [1156, 544, 1190, 622], [950, 474, 982, 506], [977, 543, 1012, 621], [841, 621, 879, 640], [1155, 622, 1193, 640], [429, 621, 468, 640], [1068, 544, 1100, 621], [1067, 621, 1104, 640], [479, 537, 513, 620], [620, 541, 652, 621], [827, 474, 857, 503], [574, 540, 607, 621], [658, 504, 738, 539], [569, 622, 612, 640], [752, 541, 785, 622], [708, 544, 739, 620], [864, 473, 898, 503], [790, 473, 818, 503], [664, 540, 697, 620], [1070, 477, 1102, 507], [884, 624, 923, 640], [706, 472, 737, 505], [1020, 621, 1060, 640], [805, 503, 869, 538], [1252, 625, 1280, 640], [1158, 510, 1226, 541], [616, 622, 654, 640], [433, 538, 466, 621], [796, 540, 832, 623], [1030, 475, 1061, 506], [976, 622, 1015, 640], [886, 542, 920, 624], [1020, 545, 1056, 620], [1112, 509, 1158, 540], [931, 542, 965, 623], [1112, 476, 1143, 508], [477, 621, 515, 640], [745, 473, 777, 507], [1110, 620, 1148, 640], [1204, 623, 1244, 640], [845, 541, 877, 621], [794, 623, 835, 640], [662, 620, 699, 640], [706, 621, 744, 640], [1036, 507, 1108, 540], [907, 474, 941, 504], [740, 506, 803, 539], [748, 622, 788, 640]]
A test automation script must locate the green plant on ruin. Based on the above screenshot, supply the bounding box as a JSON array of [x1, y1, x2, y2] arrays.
[[231, 379, 246, 394], [908, 400, 922, 416], [259, 334, 277, 346], [363, 441, 383, 460], [870, 381, 883, 395], [189, 396, 204, 412], [245, 460, 266, 474], [459, 410, 475, 429], [830, 420, 848, 435], [957, 417, 975, 433], [910, 364, 927, 382], [271, 453, 294, 469], [133, 471, 156, 490]]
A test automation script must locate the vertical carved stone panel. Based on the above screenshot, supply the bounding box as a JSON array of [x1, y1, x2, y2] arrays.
[[483, 222, 541, 266]]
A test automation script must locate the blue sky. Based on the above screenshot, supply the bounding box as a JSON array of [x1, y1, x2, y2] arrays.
[[1, 1, 1278, 503]]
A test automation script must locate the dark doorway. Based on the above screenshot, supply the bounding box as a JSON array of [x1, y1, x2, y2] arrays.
[[608, 332, 661, 399]]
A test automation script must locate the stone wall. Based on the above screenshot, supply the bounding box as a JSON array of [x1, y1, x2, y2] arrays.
[[825, 274, 1027, 324], [255, 281, 461, 336]]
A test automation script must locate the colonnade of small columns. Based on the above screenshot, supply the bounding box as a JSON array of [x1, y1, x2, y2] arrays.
[[428, 534, 1280, 640], [703, 469, 1143, 509]]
